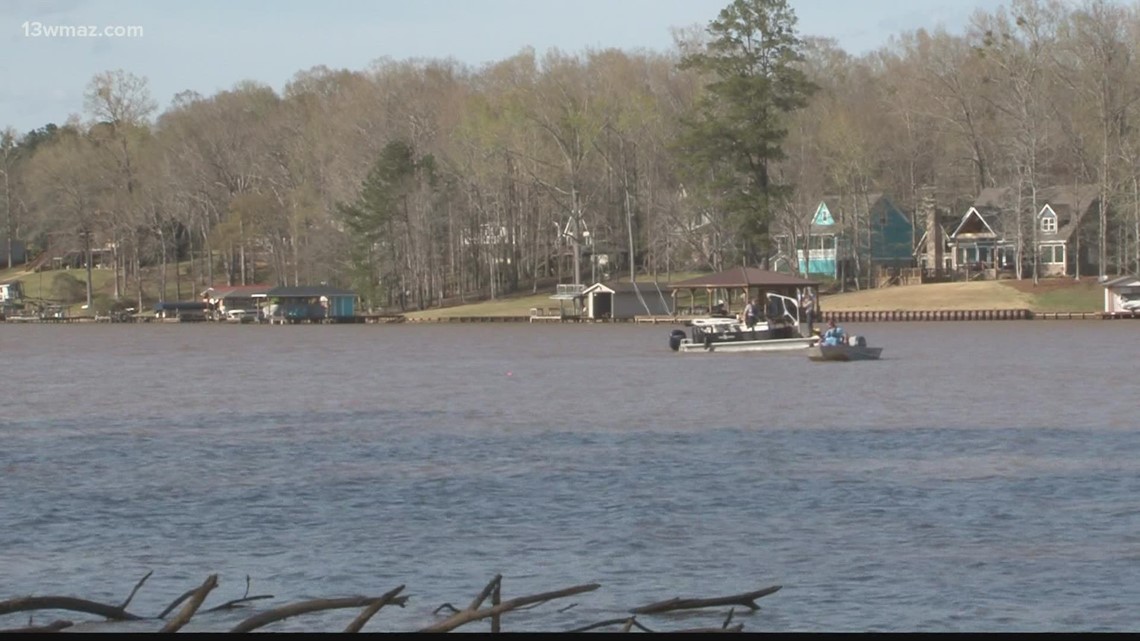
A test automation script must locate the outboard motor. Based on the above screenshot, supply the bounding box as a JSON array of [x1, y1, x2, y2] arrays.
[[850, 335, 867, 347], [669, 329, 686, 351]]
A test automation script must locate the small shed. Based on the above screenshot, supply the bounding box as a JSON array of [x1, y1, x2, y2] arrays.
[[1101, 275, 1140, 315], [581, 281, 675, 319], [264, 285, 357, 323]]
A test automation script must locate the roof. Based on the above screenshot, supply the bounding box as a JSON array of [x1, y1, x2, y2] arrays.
[[668, 267, 819, 289], [1101, 274, 1140, 288], [266, 285, 357, 298], [201, 285, 273, 299], [154, 301, 211, 311], [583, 281, 671, 295], [805, 193, 906, 233], [1037, 184, 1100, 241], [962, 184, 1099, 240]]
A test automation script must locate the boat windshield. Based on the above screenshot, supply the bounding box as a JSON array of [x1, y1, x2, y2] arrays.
[[764, 293, 800, 324]]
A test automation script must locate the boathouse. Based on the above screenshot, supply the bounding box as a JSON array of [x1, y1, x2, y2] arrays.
[[580, 281, 675, 320], [667, 267, 820, 319], [201, 285, 272, 319], [1101, 275, 1140, 316], [153, 301, 211, 321], [262, 285, 358, 323]]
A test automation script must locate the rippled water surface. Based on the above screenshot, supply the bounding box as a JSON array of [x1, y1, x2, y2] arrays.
[[1, 321, 1139, 632]]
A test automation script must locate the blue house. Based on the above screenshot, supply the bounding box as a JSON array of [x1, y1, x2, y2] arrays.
[[793, 194, 915, 279]]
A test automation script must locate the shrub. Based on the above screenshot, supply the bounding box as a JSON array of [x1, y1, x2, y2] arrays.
[[50, 272, 87, 303]]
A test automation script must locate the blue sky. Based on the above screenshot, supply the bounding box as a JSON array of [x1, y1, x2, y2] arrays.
[[1, 0, 1011, 133]]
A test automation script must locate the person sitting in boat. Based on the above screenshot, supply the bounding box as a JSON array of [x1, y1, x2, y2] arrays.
[[821, 319, 847, 346], [711, 299, 729, 317]]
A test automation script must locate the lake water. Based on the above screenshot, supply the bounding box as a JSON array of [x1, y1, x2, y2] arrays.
[[1, 320, 1138, 632]]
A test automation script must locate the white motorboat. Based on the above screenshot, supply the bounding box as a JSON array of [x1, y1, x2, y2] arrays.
[[668, 293, 819, 353]]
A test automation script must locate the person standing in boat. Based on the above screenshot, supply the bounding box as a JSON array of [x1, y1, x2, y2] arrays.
[[743, 298, 759, 329], [800, 289, 816, 326]]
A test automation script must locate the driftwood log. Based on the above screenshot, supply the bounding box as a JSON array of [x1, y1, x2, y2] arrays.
[[342, 585, 407, 633], [204, 574, 274, 613], [158, 575, 273, 619], [630, 585, 782, 614], [0, 619, 74, 633], [419, 574, 601, 633], [0, 595, 143, 621], [228, 591, 409, 634], [566, 616, 656, 633], [0, 573, 781, 632], [159, 574, 218, 633], [118, 570, 153, 612]]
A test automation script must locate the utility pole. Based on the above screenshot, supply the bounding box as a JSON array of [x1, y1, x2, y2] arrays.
[[82, 228, 93, 310]]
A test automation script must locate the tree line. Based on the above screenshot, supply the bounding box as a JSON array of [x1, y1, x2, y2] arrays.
[[2, 0, 1139, 313]]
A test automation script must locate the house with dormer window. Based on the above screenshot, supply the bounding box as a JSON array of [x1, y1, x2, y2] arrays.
[[1033, 186, 1100, 276], [947, 188, 1017, 273], [947, 184, 1099, 278]]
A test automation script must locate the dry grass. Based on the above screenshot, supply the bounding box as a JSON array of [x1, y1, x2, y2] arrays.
[[821, 277, 1103, 312], [821, 281, 1034, 311], [406, 276, 1106, 318]]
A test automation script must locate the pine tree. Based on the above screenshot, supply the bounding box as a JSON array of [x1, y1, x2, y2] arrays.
[[677, 0, 817, 267]]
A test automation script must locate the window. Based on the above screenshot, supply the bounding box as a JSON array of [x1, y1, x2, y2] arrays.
[[1040, 212, 1057, 233], [813, 235, 836, 250], [1039, 244, 1064, 264]]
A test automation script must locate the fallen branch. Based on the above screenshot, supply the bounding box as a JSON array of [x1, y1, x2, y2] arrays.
[[567, 616, 656, 633], [468, 574, 502, 612], [228, 593, 409, 634], [342, 585, 406, 633], [433, 603, 460, 614], [419, 578, 601, 633], [118, 571, 153, 612], [157, 588, 195, 619], [0, 596, 142, 621], [0, 619, 73, 633], [675, 623, 745, 633], [158, 574, 218, 633], [204, 594, 274, 612], [630, 586, 781, 615]]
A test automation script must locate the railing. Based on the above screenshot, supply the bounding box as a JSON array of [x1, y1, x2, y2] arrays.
[[554, 284, 585, 298]]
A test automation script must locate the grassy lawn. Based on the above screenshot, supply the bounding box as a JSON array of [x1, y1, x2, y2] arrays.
[[1, 263, 1108, 318], [1004, 277, 1105, 312], [402, 272, 709, 319], [818, 277, 1103, 313], [407, 275, 1108, 318], [0, 263, 213, 316]]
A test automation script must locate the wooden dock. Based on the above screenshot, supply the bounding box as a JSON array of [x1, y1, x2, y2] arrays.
[[6, 309, 1136, 325]]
